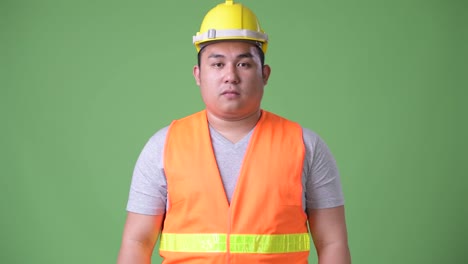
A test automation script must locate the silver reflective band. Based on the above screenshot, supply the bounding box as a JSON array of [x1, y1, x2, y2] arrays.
[[193, 28, 268, 44], [208, 29, 216, 39]]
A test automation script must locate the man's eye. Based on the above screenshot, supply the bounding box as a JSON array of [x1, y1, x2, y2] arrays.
[[237, 62, 250, 68], [212, 63, 224, 68]]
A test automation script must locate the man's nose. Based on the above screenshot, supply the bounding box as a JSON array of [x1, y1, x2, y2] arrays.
[[223, 64, 240, 84]]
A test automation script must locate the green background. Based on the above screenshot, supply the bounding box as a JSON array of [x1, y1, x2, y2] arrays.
[[2, 0, 467, 263]]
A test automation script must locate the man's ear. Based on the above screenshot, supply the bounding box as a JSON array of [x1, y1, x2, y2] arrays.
[[262, 64, 271, 84], [193, 65, 201, 86]]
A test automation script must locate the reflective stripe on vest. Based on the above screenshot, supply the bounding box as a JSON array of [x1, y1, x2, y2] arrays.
[[160, 233, 310, 254]]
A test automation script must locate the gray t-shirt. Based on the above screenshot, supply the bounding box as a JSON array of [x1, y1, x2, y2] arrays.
[[126, 125, 344, 215]]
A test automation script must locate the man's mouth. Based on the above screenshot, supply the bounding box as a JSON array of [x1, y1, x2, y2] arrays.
[[221, 89, 240, 95]]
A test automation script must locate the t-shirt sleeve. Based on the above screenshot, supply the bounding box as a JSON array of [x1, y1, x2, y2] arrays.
[[126, 127, 169, 215], [303, 128, 345, 210]]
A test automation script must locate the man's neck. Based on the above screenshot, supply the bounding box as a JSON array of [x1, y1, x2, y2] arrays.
[[206, 110, 262, 143]]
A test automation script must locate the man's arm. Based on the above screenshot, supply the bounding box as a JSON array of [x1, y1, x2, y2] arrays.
[[308, 205, 351, 264], [117, 212, 165, 264]]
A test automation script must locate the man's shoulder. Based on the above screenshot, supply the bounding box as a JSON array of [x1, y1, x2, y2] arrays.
[[302, 127, 320, 144], [261, 110, 322, 146], [146, 126, 170, 148]]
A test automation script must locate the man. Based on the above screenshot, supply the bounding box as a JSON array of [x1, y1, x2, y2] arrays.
[[117, 1, 351, 263]]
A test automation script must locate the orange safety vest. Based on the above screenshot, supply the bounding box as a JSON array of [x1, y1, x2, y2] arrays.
[[160, 110, 310, 263]]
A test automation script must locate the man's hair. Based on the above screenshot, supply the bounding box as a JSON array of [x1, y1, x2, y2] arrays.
[[197, 44, 265, 68]]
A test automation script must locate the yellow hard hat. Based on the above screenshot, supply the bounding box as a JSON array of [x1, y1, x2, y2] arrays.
[[193, 0, 269, 53]]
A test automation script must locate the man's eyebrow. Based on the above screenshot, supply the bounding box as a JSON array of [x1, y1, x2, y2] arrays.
[[207, 54, 225, 59], [237, 52, 254, 59]]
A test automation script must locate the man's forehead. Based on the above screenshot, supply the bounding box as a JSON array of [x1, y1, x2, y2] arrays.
[[200, 41, 259, 57]]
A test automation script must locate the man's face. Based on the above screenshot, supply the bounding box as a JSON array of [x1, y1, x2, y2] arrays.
[[193, 41, 271, 121]]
